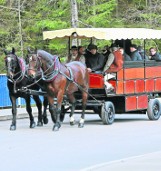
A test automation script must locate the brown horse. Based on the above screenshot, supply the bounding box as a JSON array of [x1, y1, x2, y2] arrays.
[[27, 50, 89, 131]]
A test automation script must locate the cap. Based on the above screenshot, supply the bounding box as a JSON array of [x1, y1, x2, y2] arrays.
[[70, 45, 77, 50], [87, 44, 97, 50], [109, 43, 118, 48], [109, 43, 119, 51], [130, 44, 137, 49]]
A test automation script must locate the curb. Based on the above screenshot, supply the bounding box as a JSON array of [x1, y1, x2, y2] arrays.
[[0, 107, 38, 121], [0, 112, 38, 121]]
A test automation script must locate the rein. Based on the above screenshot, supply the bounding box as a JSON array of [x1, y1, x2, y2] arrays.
[[60, 66, 101, 104], [24, 55, 59, 88], [41, 56, 60, 82]]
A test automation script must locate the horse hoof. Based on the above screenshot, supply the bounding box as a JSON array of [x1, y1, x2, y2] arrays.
[[78, 123, 84, 128], [53, 126, 59, 131], [53, 123, 61, 131], [10, 125, 16, 131], [70, 121, 75, 126], [30, 121, 36, 128], [43, 117, 48, 125], [37, 121, 43, 127]]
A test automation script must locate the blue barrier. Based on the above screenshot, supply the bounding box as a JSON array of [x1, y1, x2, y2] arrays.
[[0, 74, 11, 107], [0, 74, 43, 108]]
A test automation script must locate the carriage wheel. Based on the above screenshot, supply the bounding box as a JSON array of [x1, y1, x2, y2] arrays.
[[147, 99, 161, 120], [101, 101, 115, 125], [93, 106, 102, 118]]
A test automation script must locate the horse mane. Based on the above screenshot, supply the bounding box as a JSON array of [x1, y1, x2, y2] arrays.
[[17, 57, 26, 75], [37, 50, 55, 63]]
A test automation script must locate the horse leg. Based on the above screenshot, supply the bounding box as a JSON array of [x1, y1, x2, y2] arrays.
[[25, 96, 36, 128], [78, 90, 88, 128], [68, 94, 76, 126], [9, 95, 17, 130], [52, 92, 64, 131], [52, 106, 61, 131], [60, 105, 66, 122], [48, 96, 57, 128], [33, 95, 43, 126], [48, 99, 56, 123], [42, 96, 49, 124]]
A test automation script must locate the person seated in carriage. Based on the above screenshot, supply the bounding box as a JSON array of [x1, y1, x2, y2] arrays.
[[149, 47, 161, 61], [102, 45, 111, 62], [66, 45, 78, 63], [119, 47, 131, 61], [137, 45, 149, 60], [85, 44, 105, 73], [130, 44, 143, 61], [103, 44, 124, 93], [74, 45, 86, 65]]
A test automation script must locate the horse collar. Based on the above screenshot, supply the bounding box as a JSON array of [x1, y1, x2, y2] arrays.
[[42, 56, 60, 82]]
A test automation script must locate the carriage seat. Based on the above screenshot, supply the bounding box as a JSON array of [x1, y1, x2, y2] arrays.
[[124, 60, 161, 68], [145, 60, 161, 66]]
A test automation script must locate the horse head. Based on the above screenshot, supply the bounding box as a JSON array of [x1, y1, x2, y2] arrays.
[[4, 47, 19, 79], [27, 48, 42, 79]]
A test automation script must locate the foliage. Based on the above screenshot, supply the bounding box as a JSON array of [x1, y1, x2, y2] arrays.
[[1, 0, 161, 72]]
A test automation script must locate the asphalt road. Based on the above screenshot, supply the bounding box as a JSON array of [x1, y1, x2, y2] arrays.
[[0, 109, 161, 171]]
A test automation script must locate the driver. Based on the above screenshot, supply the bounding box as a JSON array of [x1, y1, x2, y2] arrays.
[[103, 44, 123, 93]]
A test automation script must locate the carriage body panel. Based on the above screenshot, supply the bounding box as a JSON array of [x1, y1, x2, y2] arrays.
[[88, 60, 161, 113]]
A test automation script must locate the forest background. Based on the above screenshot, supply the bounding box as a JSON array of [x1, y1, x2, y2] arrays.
[[0, 0, 161, 72]]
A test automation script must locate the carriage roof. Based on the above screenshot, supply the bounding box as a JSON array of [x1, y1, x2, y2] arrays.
[[43, 28, 161, 40]]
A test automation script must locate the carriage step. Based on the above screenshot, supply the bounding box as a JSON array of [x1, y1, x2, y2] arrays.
[[76, 100, 103, 106]]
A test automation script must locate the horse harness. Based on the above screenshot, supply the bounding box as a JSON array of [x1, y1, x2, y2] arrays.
[[6, 55, 26, 83]]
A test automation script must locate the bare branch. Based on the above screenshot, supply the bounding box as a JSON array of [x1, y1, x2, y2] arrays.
[[0, 5, 25, 12]]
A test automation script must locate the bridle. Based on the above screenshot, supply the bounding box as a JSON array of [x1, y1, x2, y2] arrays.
[[28, 54, 42, 73], [5, 54, 24, 83], [28, 54, 60, 82]]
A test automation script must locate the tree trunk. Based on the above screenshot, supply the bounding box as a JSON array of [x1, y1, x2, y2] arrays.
[[70, 0, 79, 46], [70, 0, 78, 28]]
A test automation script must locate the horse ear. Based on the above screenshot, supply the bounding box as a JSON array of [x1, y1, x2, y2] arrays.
[[12, 47, 15, 54], [35, 47, 37, 53], [27, 47, 31, 53], [4, 49, 8, 55]]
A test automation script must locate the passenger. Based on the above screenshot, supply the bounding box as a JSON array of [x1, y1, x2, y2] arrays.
[[74, 46, 86, 65], [85, 44, 105, 73], [149, 47, 161, 61], [103, 44, 124, 93], [130, 44, 142, 61], [67, 45, 78, 63], [119, 48, 131, 61], [102, 45, 111, 62], [137, 46, 149, 60]]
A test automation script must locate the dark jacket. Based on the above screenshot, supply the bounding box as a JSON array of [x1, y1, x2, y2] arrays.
[[130, 50, 142, 61], [139, 50, 149, 60], [123, 52, 131, 61], [150, 52, 161, 61], [85, 52, 105, 71]]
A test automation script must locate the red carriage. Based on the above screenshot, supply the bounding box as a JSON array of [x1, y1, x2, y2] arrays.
[[41, 28, 161, 125]]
